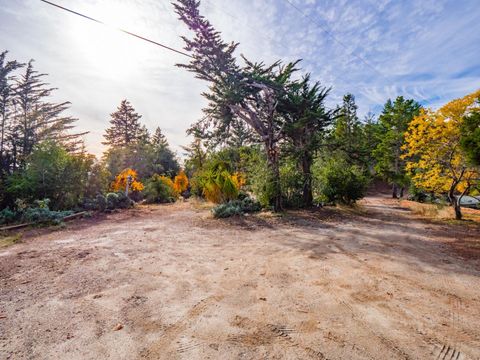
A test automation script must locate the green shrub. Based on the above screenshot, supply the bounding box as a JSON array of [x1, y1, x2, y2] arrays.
[[0, 208, 16, 225], [238, 197, 262, 213], [96, 194, 107, 212], [81, 198, 97, 211], [82, 192, 130, 212], [5, 141, 94, 210], [408, 185, 427, 202], [212, 202, 243, 218], [116, 192, 134, 209], [143, 174, 177, 203], [212, 197, 262, 218], [280, 160, 304, 208], [106, 192, 119, 210], [22, 207, 73, 224], [313, 158, 369, 205]]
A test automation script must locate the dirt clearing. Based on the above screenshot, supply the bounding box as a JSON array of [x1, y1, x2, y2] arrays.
[[1, 195, 480, 359]]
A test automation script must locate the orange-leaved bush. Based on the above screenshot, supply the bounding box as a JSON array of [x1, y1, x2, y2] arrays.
[[173, 170, 189, 194], [111, 168, 144, 193]]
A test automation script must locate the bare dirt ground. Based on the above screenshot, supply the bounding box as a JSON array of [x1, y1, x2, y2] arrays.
[[1, 194, 480, 360]]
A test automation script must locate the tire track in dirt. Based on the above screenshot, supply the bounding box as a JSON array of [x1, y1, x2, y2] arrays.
[[139, 294, 223, 359], [331, 240, 480, 356], [432, 344, 464, 360], [314, 243, 413, 359], [228, 315, 329, 359]]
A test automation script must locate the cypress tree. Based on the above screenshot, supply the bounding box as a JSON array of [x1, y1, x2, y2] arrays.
[[8, 59, 85, 170], [0, 51, 23, 174]]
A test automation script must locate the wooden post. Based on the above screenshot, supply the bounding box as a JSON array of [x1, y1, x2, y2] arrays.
[[126, 175, 132, 197]]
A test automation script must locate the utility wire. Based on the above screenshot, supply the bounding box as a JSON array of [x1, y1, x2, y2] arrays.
[[202, 0, 349, 90], [39, 0, 193, 58], [282, 0, 388, 81]]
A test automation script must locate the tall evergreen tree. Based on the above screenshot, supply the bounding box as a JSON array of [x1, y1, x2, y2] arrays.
[[151, 126, 169, 149], [373, 96, 421, 198], [362, 112, 381, 172], [331, 94, 365, 166], [103, 99, 143, 148], [460, 100, 480, 166], [8, 59, 84, 170], [0, 51, 23, 173], [279, 75, 335, 206], [174, 0, 299, 211], [150, 126, 179, 176]]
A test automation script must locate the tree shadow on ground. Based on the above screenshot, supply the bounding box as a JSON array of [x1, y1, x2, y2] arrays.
[[222, 198, 480, 278]]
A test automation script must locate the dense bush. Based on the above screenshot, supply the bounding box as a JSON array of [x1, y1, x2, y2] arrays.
[[0, 199, 73, 226], [22, 207, 73, 224], [173, 170, 189, 195], [280, 160, 304, 208], [111, 168, 144, 193], [212, 197, 261, 218], [192, 160, 244, 203], [143, 174, 177, 203], [4, 141, 93, 210], [105, 192, 134, 210], [84, 162, 111, 198], [96, 194, 107, 212], [408, 185, 427, 202], [313, 158, 369, 205], [81, 192, 132, 212], [0, 208, 16, 225]]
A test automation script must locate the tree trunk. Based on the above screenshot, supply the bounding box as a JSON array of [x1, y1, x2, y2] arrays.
[[392, 183, 398, 199], [265, 141, 282, 212], [400, 187, 404, 198], [301, 151, 313, 207], [454, 202, 462, 220], [448, 180, 462, 220]]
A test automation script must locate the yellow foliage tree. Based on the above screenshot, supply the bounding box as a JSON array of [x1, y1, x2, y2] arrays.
[[111, 168, 144, 193], [403, 90, 480, 219], [173, 170, 189, 195]]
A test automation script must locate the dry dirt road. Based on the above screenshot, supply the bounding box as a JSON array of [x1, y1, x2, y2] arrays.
[[1, 195, 480, 360]]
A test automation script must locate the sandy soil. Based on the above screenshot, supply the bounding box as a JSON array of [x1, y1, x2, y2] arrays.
[[1, 195, 480, 360]]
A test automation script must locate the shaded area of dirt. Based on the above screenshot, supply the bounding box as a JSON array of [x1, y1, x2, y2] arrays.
[[1, 197, 479, 359]]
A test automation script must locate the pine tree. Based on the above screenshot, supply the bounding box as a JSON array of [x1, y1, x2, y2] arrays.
[[150, 127, 179, 176], [332, 94, 364, 162], [151, 126, 169, 149], [374, 96, 421, 198], [103, 99, 143, 148], [361, 112, 381, 172]]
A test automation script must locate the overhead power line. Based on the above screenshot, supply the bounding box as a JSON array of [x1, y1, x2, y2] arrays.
[[282, 0, 388, 80], [39, 0, 193, 58]]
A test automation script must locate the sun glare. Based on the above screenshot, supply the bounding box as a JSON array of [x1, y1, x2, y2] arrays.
[[69, 1, 149, 79]]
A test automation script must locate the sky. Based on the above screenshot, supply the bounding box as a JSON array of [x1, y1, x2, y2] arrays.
[[0, 0, 479, 157]]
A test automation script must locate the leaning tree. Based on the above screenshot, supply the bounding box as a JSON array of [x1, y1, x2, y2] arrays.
[[173, 0, 299, 211]]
